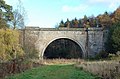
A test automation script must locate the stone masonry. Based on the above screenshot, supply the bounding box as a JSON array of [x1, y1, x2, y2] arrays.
[[20, 27, 105, 59]]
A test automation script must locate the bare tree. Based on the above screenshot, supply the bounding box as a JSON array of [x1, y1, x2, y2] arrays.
[[12, 0, 27, 29]]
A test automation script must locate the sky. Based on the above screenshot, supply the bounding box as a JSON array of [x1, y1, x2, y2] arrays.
[[4, 0, 120, 28]]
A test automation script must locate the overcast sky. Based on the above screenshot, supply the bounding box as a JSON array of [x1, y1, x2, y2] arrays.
[[5, 0, 120, 28]]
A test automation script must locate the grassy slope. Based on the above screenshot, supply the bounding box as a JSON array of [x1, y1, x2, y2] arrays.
[[6, 65, 99, 79]]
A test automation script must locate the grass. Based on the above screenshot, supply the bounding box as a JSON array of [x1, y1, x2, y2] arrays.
[[5, 65, 100, 79]]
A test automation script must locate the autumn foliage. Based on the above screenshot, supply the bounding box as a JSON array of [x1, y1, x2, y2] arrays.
[[0, 29, 24, 62], [58, 7, 120, 28]]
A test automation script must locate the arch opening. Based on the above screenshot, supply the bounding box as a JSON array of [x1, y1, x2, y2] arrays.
[[43, 38, 83, 59]]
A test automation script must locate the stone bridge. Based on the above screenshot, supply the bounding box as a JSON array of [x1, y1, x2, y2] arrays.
[[20, 27, 105, 59]]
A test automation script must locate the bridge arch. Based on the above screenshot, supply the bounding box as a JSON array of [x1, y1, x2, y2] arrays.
[[41, 37, 85, 58]]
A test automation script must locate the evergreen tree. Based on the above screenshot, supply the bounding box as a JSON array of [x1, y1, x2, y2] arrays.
[[59, 20, 65, 27], [105, 22, 120, 53], [0, 0, 13, 29], [111, 23, 120, 52], [65, 18, 70, 28]]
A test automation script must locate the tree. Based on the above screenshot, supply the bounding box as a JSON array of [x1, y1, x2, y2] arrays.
[[83, 15, 88, 23], [111, 23, 120, 52], [89, 15, 97, 27], [0, 17, 7, 29], [65, 18, 70, 28], [112, 7, 120, 24], [83, 15, 88, 27], [59, 20, 65, 27], [86, 20, 90, 28], [105, 23, 120, 53], [0, 0, 13, 29], [73, 17, 79, 28], [97, 12, 112, 28], [11, 0, 27, 29], [0, 29, 24, 62]]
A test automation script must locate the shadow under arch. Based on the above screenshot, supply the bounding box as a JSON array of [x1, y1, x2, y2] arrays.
[[42, 37, 85, 59]]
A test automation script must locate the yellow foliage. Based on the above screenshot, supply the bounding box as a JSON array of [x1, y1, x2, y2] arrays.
[[114, 8, 120, 23], [0, 29, 24, 62]]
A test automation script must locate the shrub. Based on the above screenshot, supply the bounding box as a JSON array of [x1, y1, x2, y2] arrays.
[[75, 61, 120, 79], [0, 29, 24, 62], [95, 50, 108, 60]]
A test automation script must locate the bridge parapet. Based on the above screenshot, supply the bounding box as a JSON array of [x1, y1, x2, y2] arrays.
[[24, 27, 103, 31]]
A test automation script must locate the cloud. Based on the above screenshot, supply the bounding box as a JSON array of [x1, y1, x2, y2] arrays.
[[62, 0, 120, 13], [108, 0, 120, 9], [109, 3, 117, 9], [88, 0, 120, 9], [62, 4, 88, 13]]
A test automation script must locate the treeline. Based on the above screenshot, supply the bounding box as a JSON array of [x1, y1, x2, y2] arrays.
[[58, 6, 120, 28]]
